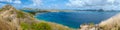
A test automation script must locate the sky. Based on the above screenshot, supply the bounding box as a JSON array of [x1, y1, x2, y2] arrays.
[[0, 0, 120, 10]]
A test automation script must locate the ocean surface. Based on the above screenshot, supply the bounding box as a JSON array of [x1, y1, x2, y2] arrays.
[[23, 10, 120, 28]]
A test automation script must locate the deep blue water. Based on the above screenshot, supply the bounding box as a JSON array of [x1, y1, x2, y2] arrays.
[[21, 10, 119, 28], [34, 11, 119, 28]]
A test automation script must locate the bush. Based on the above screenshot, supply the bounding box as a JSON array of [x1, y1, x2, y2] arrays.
[[20, 22, 30, 30], [16, 10, 25, 18], [32, 22, 52, 30]]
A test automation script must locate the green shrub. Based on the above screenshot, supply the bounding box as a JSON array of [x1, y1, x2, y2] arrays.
[[16, 10, 34, 19], [20, 22, 30, 30], [16, 10, 25, 18], [0, 9, 3, 12], [32, 22, 52, 30], [28, 12, 36, 15], [89, 22, 94, 26]]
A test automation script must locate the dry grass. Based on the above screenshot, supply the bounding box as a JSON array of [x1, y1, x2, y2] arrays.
[[0, 4, 74, 30]]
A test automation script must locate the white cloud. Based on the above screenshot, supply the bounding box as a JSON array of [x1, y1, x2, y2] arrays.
[[31, 0, 42, 6], [66, 0, 120, 10], [0, 0, 12, 3], [66, 0, 85, 7], [66, 0, 107, 7], [23, 0, 42, 8], [107, 0, 115, 3], [0, 0, 21, 4], [13, 0, 21, 4], [48, 4, 59, 9]]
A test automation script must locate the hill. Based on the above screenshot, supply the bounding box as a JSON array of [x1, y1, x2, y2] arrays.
[[79, 13, 120, 30], [0, 5, 73, 30]]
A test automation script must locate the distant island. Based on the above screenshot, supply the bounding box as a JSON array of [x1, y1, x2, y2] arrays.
[[19, 8, 120, 15]]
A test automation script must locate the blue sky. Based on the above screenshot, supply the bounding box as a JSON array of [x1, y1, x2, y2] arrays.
[[0, 0, 120, 10]]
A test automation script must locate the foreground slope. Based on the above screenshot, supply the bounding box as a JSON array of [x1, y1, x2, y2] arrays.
[[99, 13, 120, 30], [0, 5, 33, 30], [0, 5, 73, 30], [79, 13, 120, 30]]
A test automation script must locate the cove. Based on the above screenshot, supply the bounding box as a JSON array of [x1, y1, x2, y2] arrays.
[[35, 11, 119, 28]]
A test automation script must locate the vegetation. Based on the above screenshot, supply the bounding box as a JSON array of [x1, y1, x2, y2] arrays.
[[16, 10, 26, 18], [0, 8, 3, 12], [16, 10, 34, 18], [20, 22, 30, 30], [32, 22, 52, 30], [20, 22, 52, 30], [99, 24, 120, 30], [27, 12, 36, 15], [80, 22, 120, 30], [0, 4, 73, 30], [89, 22, 95, 26]]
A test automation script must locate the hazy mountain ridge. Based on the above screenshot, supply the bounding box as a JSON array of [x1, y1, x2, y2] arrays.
[[20, 8, 120, 16]]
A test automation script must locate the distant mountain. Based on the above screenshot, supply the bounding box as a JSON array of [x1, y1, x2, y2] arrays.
[[0, 5, 73, 30], [20, 8, 75, 15], [75, 9, 120, 12]]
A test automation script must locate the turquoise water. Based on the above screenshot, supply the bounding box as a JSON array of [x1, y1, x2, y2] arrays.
[[35, 11, 119, 28]]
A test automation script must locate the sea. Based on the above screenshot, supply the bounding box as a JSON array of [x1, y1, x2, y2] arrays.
[[23, 10, 120, 28]]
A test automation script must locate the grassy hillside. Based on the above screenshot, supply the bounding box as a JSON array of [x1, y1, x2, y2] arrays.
[[79, 14, 120, 30], [0, 5, 73, 30]]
